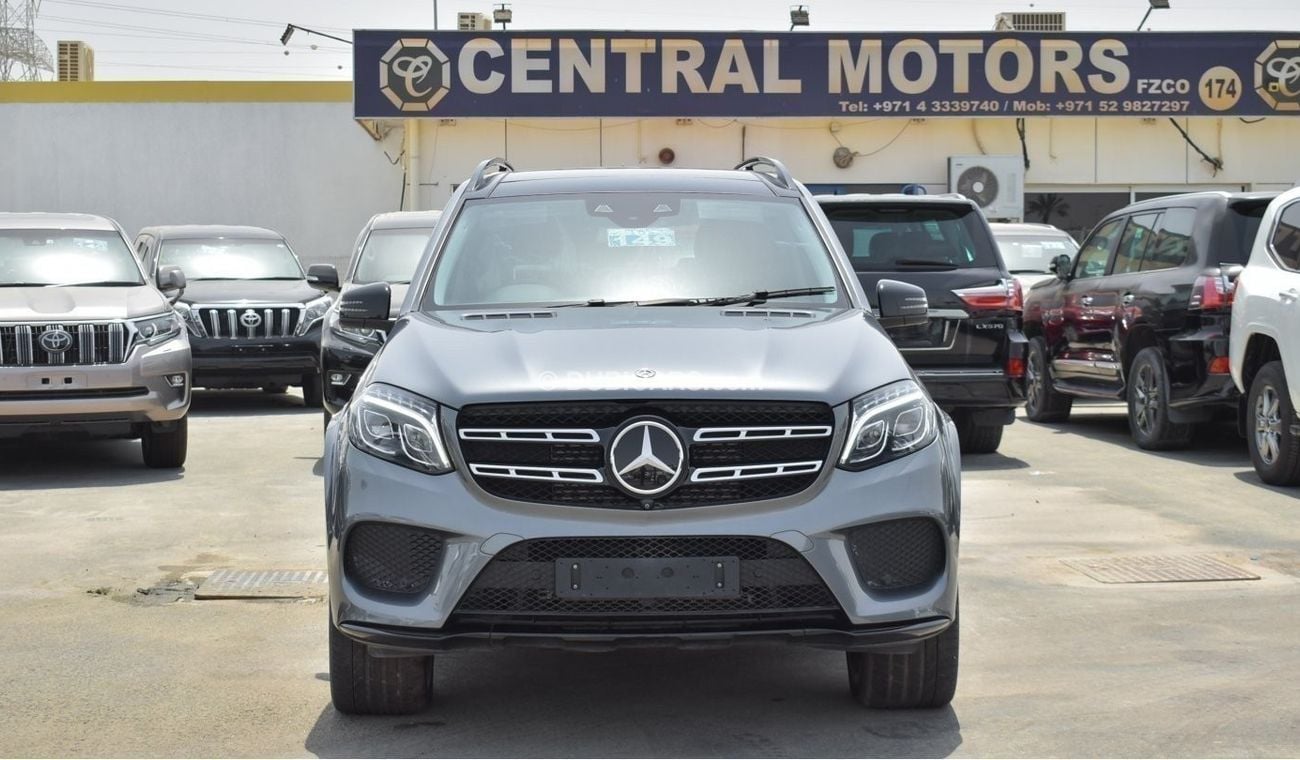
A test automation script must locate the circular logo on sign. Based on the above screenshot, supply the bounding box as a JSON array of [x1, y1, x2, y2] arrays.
[[239, 310, 262, 328], [608, 418, 685, 497], [379, 38, 451, 112], [39, 328, 73, 353], [1255, 40, 1300, 112], [1198, 66, 1243, 112]]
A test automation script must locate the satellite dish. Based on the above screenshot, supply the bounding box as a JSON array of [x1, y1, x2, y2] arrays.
[[955, 166, 1000, 208]]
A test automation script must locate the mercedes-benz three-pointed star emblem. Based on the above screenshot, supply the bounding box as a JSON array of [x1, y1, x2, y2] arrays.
[[608, 418, 684, 497]]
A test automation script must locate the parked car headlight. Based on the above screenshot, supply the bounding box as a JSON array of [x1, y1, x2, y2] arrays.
[[296, 295, 333, 335], [347, 383, 452, 474], [131, 311, 183, 346], [839, 379, 938, 470], [327, 308, 383, 347], [171, 301, 206, 338]]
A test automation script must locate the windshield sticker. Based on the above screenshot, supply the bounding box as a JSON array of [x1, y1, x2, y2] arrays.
[[72, 237, 109, 251], [1042, 240, 1070, 250], [607, 228, 677, 248]]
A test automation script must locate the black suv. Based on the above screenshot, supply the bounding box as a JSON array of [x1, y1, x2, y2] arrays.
[[134, 225, 333, 406], [1022, 191, 1276, 449], [817, 194, 1026, 453]]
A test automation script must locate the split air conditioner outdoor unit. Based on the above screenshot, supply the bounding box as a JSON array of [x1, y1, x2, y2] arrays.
[[948, 155, 1025, 222]]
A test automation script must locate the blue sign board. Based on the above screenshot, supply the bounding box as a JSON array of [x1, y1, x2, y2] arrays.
[[353, 31, 1300, 119]]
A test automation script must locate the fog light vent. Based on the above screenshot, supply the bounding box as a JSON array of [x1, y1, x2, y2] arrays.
[[843, 517, 945, 592], [344, 522, 444, 595]]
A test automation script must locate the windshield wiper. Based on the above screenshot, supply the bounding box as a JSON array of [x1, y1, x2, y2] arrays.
[[70, 280, 142, 286], [1007, 269, 1049, 275], [890, 259, 958, 270], [638, 286, 836, 307], [249, 276, 304, 281], [544, 298, 637, 308], [0, 282, 57, 288]]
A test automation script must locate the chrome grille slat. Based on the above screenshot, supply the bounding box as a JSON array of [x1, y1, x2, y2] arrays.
[[226, 309, 236, 338], [207, 309, 221, 338], [693, 425, 833, 442], [280, 308, 290, 337], [108, 322, 125, 363], [78, 324, 93, 362], [469, 463, 604, 483], [459, 428, 600, 443], [690, 460, 823, 483], [16, 325, 34, 366], [264, 309, 273, 338]]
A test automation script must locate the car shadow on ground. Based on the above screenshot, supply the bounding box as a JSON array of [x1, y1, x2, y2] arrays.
[[0, 438, 182, 488], [188, 389, 316, 417], [1028, 410, 1250, 469], [1232, 470, 1300, 500], [302, 647, 963, 758], [960, 452, 1030, 471]]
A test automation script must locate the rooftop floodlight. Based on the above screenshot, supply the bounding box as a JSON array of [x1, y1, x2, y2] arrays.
[[789, 5, 810, 30], [494, 4, 513, 29], [1138, 0, 1171, 30]]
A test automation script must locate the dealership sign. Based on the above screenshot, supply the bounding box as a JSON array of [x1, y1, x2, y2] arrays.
[[354, 31, 1300, 118]]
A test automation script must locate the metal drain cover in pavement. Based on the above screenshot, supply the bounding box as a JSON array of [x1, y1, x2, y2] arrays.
[[1061, 554, 1260, 584], [195, 569, 327, 599]]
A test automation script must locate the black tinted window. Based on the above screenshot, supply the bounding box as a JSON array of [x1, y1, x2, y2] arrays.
[[1143, 208, 1196, 271], [1112, 213, 1160, 275], [1272, 202, 1300, 271], [1073, 218, 1124, 280], [824, 205, 999, 271], [1226, 201, 1268, 264]]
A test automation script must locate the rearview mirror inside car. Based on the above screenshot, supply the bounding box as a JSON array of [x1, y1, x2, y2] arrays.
[[307, 263, 340, 293], [1050, 253, 1073, 279], [156, 265, 186, 303], [876, 279, 929, 330], [337, 281, 393, 331]]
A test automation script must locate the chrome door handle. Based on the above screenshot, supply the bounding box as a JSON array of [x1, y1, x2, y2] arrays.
[[1121, 293, 1135, 305], [1080, 295, 1094, 306]]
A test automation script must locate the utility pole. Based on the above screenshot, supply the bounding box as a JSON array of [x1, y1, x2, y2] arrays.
[[433, 0, 438, 30]]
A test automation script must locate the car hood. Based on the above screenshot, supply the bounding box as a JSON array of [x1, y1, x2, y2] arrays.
[[369, 307, 913, 408], [178, 279, 321, 306], [0, 285, 168, 322]]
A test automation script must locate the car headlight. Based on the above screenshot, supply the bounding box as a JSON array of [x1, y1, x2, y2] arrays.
[[296, 295, 333, 335], [347, 383, 452, 474], [327, 308, 383, 347], [172, 301, 207, 338], [839, 379, 938, 470], [131, 311, 183, 346]]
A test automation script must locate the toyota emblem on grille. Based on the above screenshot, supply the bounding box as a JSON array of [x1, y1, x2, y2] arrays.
[[608, 418, 684, 497], [39, 328, 73, 353], [239, 310, 262, 328]]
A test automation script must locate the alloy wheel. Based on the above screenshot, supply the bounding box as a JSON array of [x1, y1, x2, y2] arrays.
[[1255, 384, 1283, 466], [1132, 364, 1158, 436], [1027, 350, 1043, 413]]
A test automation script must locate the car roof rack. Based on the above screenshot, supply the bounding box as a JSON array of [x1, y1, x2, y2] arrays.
[[735, 156, 797, 194], [466, 157, 514, 196]]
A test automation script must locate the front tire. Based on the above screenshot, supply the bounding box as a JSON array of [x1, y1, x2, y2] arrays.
[[954, 413, 1004, 454], [1025, 337, 1072, 422], [141, 416, 187, 469], [1247, 361, 1300, 486], [329, 618, 433, 715], [847, 608, 958, 709], [301, 373, 323, 408], [1126, 347, 1192, 450]]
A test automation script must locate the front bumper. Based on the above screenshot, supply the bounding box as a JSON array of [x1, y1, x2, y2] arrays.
[[189, 324, 321, 388], [325, 409, 961, 651], [320, 331, 380, 415], [0, 334, 190, 437]]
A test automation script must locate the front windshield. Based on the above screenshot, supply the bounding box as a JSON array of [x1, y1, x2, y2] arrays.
[[0, 228, 143, 286], [424, 194, 840, 308], [994, 232, 1079, 274], [354, 228, 435, 284], [158, 238, 303, 280]]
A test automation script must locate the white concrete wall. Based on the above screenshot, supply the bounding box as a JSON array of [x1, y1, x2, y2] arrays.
[[408, 115, 1300, 208], [0, 101, 405, 270]]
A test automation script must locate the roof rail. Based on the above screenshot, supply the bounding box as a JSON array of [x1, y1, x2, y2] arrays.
[[735, 156, 795, 192], [467, 157, 514, 195]]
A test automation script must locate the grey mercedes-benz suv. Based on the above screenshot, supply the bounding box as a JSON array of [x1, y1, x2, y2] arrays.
[[1, 213, 190, 467], [324, 158, 962, 714]]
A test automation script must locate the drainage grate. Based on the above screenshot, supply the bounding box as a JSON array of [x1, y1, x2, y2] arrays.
[[1061, 554, 1260, 584], [195, 569, 327, 599]]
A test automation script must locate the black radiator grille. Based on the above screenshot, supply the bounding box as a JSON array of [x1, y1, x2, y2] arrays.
[[0, 322, 129, 367], [452, 536, 840, 617], [195, 305, 302, 339], [344, 522, 444, 595], [457, 400, 835, 510]]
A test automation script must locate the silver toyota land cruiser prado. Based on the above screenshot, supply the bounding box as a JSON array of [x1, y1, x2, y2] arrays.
[[324, 159, 962, 714], [0, 213, 191, 468]]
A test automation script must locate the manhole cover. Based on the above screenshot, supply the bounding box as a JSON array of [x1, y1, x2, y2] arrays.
[[195, 569, 327, 599], [1061, 554, 1259, 584]]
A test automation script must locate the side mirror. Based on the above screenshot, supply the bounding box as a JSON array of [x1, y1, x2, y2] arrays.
[[337, 281, 393, 331], [307, 263, 340, 293], [157, 265, 186, 304], [1051, 254, 1073, 280], [876, 279, 929, 330]]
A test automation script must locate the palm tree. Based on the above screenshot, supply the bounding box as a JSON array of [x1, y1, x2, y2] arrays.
[[1026, 193, 1071, 224]]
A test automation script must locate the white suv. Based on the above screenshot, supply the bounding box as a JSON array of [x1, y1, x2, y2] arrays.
[[1230, 186, 1300, 485]]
